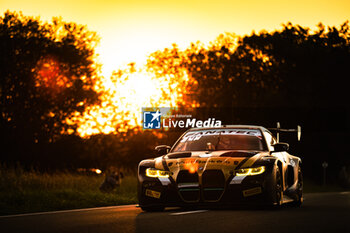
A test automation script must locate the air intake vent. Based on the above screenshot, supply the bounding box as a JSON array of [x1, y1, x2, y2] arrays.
[[177, 170, 199, 202], [202, 170, 225, 201]]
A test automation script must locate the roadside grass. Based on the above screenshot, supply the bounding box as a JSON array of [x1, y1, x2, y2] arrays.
[[0, 167, 138, 215]]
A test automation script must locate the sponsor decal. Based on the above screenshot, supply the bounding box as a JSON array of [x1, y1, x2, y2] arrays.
[[175, 159, 231, 165], [145, 189, 161, 199], [290, 159, 296, 167], [180, 129, 262, 142], [242, 187, 262, 197]]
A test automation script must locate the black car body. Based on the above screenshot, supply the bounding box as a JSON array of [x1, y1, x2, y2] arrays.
[[138, 125, 303, 211]]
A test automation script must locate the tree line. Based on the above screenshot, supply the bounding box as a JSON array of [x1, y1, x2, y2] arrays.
[[1, 11, 349, 182]]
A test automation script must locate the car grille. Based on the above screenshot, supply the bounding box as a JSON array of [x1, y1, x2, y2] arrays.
[[177, 170, 199, 202], [202, 170, 225, 201], [176, 170, 226, 202]]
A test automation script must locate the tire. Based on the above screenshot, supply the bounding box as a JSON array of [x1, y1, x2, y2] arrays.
[[140, 206, 165, 212], [267, 165, 283, 206], [292, 165, 303, 207], [275, 166, 283, 206]]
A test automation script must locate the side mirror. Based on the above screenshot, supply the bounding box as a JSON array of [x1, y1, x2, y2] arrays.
[[272, 142, 289, 152], [155, 145, 171, 156]]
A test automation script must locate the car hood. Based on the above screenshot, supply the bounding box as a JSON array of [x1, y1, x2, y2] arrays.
[[153, 150, 269, 181]]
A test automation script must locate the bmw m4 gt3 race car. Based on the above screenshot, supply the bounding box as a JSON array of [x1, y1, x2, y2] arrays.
[[138, 125, 303, 211]]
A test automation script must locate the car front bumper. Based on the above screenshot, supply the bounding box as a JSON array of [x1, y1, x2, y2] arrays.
[[138, 171, 273, 208]]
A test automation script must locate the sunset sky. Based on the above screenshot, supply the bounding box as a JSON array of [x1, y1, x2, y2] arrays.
[[2, 0, 349, 77]]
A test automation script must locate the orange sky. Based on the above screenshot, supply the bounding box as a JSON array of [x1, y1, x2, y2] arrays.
[[2, 0, 349, 76]]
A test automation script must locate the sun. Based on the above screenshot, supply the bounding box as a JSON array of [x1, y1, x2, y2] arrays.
[[68, 67, 189, 137]]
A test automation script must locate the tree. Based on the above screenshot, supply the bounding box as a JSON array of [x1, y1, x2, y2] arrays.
[[240, 22, 350, 108], [0, 11, 100, 163], [147, 33, 281, 111]]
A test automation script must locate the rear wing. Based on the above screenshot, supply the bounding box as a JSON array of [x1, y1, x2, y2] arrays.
[[268, 122, 301, 142]]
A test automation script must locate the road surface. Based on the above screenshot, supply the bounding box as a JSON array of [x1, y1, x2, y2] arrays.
[[1, 192, 349, 233]]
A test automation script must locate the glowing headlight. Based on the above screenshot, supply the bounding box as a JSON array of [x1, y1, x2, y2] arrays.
[[146, 168, 171, 178], [235, 166, 265, 176]]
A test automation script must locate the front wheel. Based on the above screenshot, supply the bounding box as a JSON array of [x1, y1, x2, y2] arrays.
[[266, 165, 283, 206], [292, 165, 303, 207]]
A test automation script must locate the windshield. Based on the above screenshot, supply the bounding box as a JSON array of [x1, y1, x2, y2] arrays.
[[172, 129, 267, 152]]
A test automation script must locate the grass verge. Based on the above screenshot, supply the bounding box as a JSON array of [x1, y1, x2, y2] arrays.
[[0, 167, 138, 215]]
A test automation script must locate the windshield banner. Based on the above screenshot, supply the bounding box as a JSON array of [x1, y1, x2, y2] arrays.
[[181, 129, 262, 142]]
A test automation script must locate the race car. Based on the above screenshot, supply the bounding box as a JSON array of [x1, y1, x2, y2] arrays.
[[138, 125, 303, 211]]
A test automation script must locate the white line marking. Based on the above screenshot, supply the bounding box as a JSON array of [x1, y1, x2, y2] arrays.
[[0, 204, 138, 219], [170, 210, 208, 216]]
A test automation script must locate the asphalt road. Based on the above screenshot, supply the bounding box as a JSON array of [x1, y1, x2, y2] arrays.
[[1, 192, 349, 233]]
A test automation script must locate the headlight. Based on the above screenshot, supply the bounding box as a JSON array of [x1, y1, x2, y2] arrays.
[[145, 168, 171, 178], [235, 166, 265, 176]]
